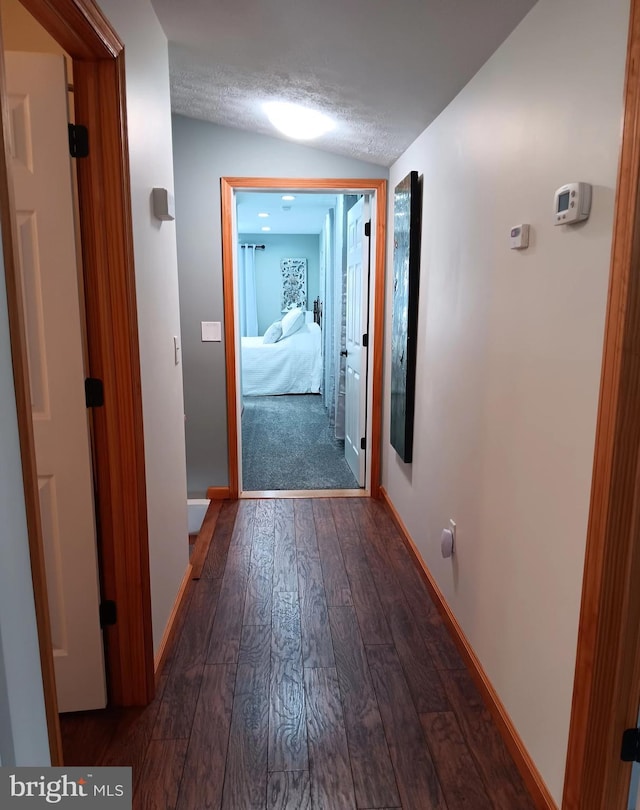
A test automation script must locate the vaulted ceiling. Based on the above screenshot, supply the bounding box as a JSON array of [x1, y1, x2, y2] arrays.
[[150, 0, 537, 167]]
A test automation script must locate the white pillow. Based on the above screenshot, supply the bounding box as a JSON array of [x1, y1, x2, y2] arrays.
[[280, 307, 304, 339], [263, 321, 282, 344]]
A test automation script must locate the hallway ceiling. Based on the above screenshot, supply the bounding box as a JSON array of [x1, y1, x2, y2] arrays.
[[150, 0, 537, 167]]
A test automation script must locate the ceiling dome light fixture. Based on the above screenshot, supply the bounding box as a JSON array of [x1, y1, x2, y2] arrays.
[[258, 212, 269, 218], [263, 101, 335, 141], [261, 226, 271, 232], [282, 195, 296, 201]]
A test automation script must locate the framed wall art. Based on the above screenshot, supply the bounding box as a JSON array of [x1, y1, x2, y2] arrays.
[[280, 257, 307, 312], [390, 170, 422, 463]]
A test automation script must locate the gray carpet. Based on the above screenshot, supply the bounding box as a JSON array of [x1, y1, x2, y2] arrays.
[[242, 395, 359, 491]]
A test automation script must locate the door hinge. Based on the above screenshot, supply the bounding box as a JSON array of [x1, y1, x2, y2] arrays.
[[360, 437, 366, 450], [362, 333, 368, 348], [85, 377, 104, 408], [68, 123, 89, 158], [621, 728, 640, 762], [99, 600, 117, 628], [364, 220, 371, 238]]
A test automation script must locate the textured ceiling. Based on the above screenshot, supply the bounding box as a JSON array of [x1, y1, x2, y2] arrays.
[[151, 0, 537, 167]]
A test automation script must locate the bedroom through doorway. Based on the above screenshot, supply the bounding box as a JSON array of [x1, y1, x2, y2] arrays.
[[235, 190, 369, 493]]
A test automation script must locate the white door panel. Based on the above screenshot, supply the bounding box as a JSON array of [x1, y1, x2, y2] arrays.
[[7, 51, 106, 712], [344, 197, 369, 485]]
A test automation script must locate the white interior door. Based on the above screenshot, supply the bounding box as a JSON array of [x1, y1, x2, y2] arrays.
[[6, 51, 107, 712], [344, 196, 370, 486]]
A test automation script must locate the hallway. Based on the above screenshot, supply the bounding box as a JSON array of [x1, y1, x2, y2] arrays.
[[61, 498, 535, 809]]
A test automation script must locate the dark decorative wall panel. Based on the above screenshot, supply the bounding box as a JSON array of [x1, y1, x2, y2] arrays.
[[390, 171, 422, 463]]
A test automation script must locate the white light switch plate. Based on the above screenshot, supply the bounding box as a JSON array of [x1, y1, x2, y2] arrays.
[[201, 321, 222, 342]]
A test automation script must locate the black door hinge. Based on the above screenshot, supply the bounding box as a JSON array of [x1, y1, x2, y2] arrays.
[[362, 333, 368, 348], [99, 600, 117, 628], [85, 377, 104, 408], [621, 728, 640, 762], [364, 220, 371, 237], [68, 123, 89, 158], [360, 437, 366, 450]]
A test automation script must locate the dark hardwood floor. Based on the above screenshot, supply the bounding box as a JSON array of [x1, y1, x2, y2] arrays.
[[61, 498, 536, 810]]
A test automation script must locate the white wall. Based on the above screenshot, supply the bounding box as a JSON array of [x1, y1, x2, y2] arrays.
[[242, 233, 320, 334], [172, 117, 388, 496], [0, 246, 50, 766], [96, 0, 188, 653], [382, 0, 629, 802]]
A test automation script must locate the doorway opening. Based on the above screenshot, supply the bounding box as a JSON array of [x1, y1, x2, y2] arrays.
[[220, 178, 387, 500], [236, 191, 367, 492], [562, 2, 640, 808], [0, 0, 154, 765], [1, 2, 107, 716]]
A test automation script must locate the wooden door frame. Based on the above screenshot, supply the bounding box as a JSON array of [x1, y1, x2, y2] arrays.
[[220, 177, 387, 500], [0, 0, 154, 765], [563, 1, 640, 807]]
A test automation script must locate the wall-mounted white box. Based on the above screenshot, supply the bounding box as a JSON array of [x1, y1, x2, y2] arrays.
[[201, 321, 221, 342], [152, 187, 175, 221]]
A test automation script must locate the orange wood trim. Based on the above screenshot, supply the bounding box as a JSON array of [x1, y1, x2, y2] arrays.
[[73, 54, 154, 706], [0, 14, 62, 765], [222, 177, 386, 192], [190, 500, 222, 579], [1, 0, 155, 735], [563, 2, 640, 808], [220, 177, 239, 500], [220, 177, 386, 499], [206, 486, 231, 500], [369, 180, 387, 499], [153, 563, 192, 679], [379, 487, 557, 810], [240, 488, 369, 499]]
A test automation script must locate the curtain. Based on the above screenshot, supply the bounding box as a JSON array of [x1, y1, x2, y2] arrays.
[[238, 245, 259, 337]]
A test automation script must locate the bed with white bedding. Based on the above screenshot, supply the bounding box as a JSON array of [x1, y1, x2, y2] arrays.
[[241, 321, 322, 396]]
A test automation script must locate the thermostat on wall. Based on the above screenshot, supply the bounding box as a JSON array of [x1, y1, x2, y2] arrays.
[[553, 182, 592, 225], [510, 224, 529, 250]]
